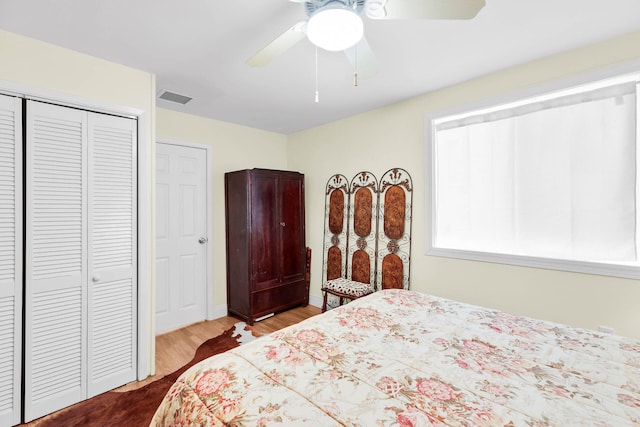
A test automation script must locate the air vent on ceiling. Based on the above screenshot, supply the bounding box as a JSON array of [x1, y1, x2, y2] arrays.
[[157, 90, 192, 105]]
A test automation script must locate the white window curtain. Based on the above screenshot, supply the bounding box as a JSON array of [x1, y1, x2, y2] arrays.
[[433, 81, 637, 265]]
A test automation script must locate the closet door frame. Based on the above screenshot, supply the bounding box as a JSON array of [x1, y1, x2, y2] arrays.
[[0, 94, 23, 427], [0, 80, 152, 381]]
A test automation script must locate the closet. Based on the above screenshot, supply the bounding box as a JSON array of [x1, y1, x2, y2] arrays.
[[225, 169, 307, 324], [0, 95, 138, 423]]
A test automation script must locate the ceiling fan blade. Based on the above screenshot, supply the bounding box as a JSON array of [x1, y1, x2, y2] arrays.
[[369, 0, 485, 20], [344, 37, 379, 79], [246, 21, 307, 67]]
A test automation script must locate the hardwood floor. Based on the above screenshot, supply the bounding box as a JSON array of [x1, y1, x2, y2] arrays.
[[123, 304, 322, 391], [22, 304, 321, 426]]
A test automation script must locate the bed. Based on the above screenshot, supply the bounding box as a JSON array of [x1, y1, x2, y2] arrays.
[[151, 289, 640, 426]]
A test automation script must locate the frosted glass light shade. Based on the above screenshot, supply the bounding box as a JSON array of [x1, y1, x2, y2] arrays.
[[307, 6, 364, 51]]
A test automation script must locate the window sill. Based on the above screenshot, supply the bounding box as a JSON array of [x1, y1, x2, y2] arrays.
[[425, 246, 640, 280]]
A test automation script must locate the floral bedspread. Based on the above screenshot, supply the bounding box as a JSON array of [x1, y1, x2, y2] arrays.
[[151, 289, 640, 426]]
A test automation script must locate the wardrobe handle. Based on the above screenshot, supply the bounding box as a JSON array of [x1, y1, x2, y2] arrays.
[[92, 275, 101, 283], [280, 222, 286, 227]]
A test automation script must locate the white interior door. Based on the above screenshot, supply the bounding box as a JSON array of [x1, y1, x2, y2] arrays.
[[155, 142, 208, 334]]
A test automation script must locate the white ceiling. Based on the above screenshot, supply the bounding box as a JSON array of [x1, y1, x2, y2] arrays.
[[1, 0, 640, 134]]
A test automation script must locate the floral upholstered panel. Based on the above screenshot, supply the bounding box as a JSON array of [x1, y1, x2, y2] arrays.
[[322, 174, 349, 281], [346, 171, 378, 286], [151, 290, 640, 426], [377, 168, 412, 290]]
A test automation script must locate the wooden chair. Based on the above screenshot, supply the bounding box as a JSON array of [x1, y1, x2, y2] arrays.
[[321, 277, 374, 312], [304, 246, 311, 305]]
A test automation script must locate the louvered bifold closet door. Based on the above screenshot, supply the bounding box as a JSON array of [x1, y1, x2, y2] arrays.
[[0, 94, 22, 426], [25, 101, 88, 421], [87, 113, 136, 397], [24, 101, 138, 421]]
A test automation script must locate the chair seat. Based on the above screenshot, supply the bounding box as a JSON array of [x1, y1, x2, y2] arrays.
[[323, 277, 374, 298], [321, 278, 374, 312]]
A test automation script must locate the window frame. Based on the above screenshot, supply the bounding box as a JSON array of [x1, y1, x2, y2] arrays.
[[424, 62, 640, 280]]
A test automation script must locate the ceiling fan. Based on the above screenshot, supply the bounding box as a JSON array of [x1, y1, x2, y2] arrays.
[[246, 0, 486, 78]]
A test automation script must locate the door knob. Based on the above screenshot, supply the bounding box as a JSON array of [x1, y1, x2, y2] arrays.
[[92, 275, 101, 283], [199, 237, 208, 244]]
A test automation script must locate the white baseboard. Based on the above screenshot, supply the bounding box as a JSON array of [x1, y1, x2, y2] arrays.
[[209, 304, 228, 320], [309, 294, 323, 308]]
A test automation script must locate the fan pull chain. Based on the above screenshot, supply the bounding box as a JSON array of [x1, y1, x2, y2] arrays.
[[315, 46, 319, 103], [353, 43, 359, 87]]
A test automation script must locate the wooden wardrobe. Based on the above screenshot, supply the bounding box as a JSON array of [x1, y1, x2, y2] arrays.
[[225, 169, 307, 324]]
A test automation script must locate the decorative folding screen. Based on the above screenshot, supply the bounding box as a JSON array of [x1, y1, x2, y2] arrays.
[[377, 168, 413, 289], [322, 174, 349, 281], [322, 168, 412, 292]]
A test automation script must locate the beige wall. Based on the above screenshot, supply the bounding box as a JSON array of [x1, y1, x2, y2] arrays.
[[0, 30, 154, 111], [156, 108, 289, 310], [288, 30, 640, 340], [3, 26, 639, 364]]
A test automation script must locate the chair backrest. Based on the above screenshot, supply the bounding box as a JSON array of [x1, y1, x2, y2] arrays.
[[346, 171, 378, 286], [376, 168, 413, 290], [305, 246, 311, 303]]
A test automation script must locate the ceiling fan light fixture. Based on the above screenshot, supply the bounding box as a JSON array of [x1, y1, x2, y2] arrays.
[[307, 4, 364, 52]]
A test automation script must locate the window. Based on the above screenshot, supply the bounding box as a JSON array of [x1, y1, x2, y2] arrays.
[[425, 70, 640, 279]]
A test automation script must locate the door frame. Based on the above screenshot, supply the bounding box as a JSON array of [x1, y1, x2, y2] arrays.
[[0, 79, 151, 381], [156, 138, 214, 321]]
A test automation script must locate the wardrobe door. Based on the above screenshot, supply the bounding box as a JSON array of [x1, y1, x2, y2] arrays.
[[0, 94, 22, 426], [279, 172, 305, 285], [250, 170, 280, 290], [25, 101, 88, 421], [87, 113, 137, 397]]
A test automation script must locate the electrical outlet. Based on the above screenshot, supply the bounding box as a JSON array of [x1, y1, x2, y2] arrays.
[[598, 325, 615, 335]]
